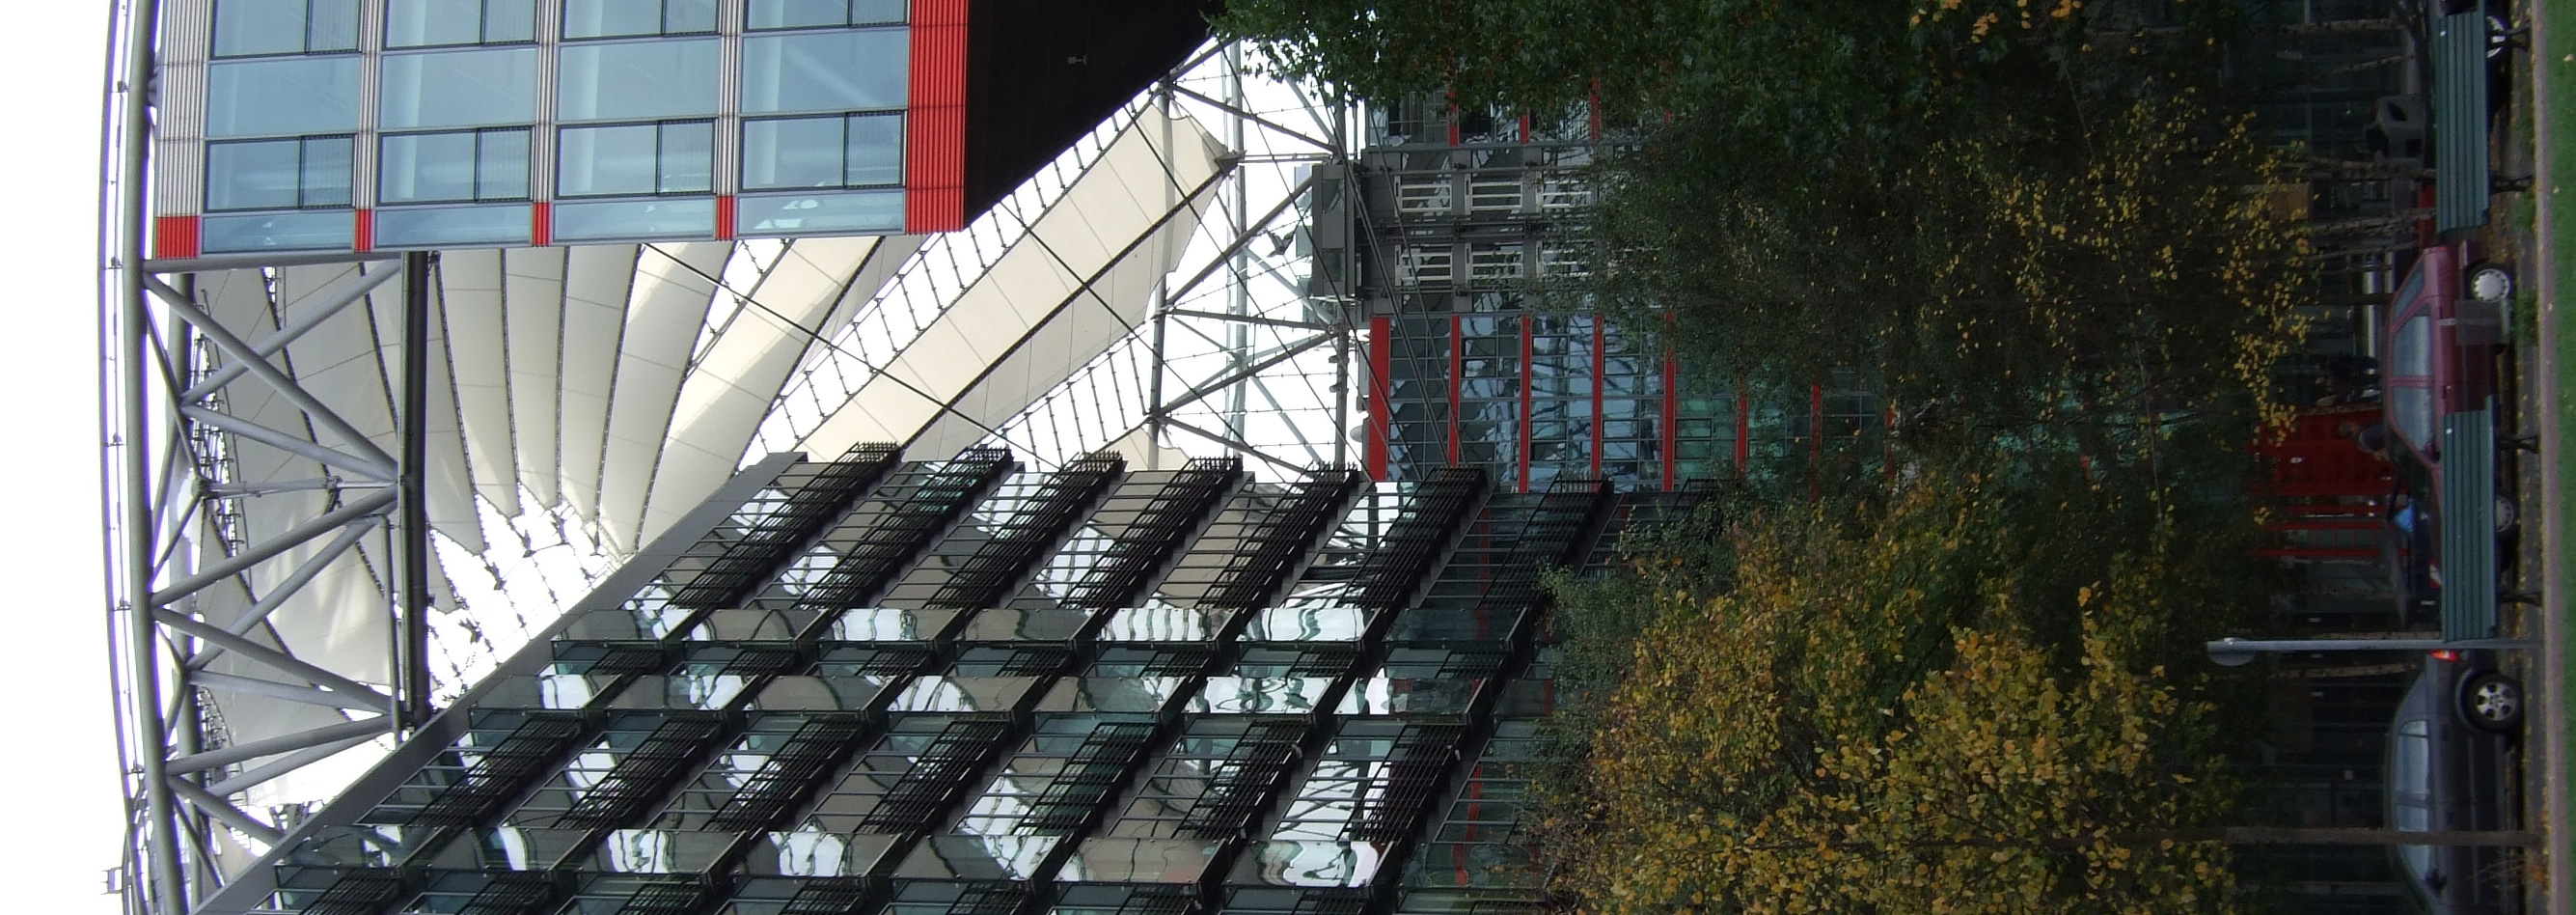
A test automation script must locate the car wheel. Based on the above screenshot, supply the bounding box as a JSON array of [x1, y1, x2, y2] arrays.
[[2466, 262, 2515, 304], [2460, 672, 2525, 734], [2495, 494, 2519, 535]]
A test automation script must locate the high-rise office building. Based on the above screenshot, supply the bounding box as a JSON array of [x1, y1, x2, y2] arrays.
[[149, 0, 1212, 256], [204, 445, 1700, 915]]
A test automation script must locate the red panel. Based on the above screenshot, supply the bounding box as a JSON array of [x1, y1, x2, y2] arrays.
[[152, 215, 201, 260], [353, 209, 373, 252], [1659, 354, 1678, 490], [1517, 318, 1532, 492], [531, 202, 551, 247], [1366, 316, 1390, 481], [715, 195, 736, 240], [903, 0, 970, 233], [1446, 315, 1462, 466], [1733, 385, 1749, 475]]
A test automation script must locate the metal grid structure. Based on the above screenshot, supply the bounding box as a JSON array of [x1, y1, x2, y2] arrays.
[[186, 452, 1696, 915], [100, 0, 1369, 908]]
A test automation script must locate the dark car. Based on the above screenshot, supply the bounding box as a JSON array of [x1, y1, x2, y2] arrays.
[[2386, 650, 2522, 915]]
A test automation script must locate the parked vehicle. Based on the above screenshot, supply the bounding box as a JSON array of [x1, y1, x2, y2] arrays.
[[2377, 244, 2516, 638], [2385, 650, 2521, 915]]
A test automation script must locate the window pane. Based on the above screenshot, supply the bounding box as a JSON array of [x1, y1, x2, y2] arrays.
[[299, 136, 352, 206], [484, 0, 538, 42], [207, 57, 361, 137], [748, 0, 846, 29], [552, 198, 715, 242], [850, 0, 904, 24], [203, 210, 354, 253], [478, 129, 532, 199], [386, 0, 483, 46], [740, 30, 908, 114], [380, 132, 479, 203], [736, 189, 904, 236], [205, 140, 304, 210], [657, 122, 714, 193], [213, 0, 309, 56], [562, 0, 665, 38], [742, 118, 846, 189], [374, 204, 533, 247], [558, 124, 661, 196], [845, 114, 903, 186], [380, 48, 538, 128], [306, 0, 359, 50], [662, 0, 718, 33], [558, 39, 721, 121]]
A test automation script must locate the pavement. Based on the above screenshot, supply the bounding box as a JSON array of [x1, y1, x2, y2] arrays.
[[2526, 0, 2565, 909]]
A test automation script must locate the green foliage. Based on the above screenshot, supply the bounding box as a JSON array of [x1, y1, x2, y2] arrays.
[[1536, 462, 2275, 914], [1583, 89, 2312, 461]]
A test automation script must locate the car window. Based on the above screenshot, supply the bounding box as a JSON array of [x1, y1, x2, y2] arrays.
[[2391, 719, 2430, 797], [2391, 388, 2433, 453], [2391, 316, 2431, 379]]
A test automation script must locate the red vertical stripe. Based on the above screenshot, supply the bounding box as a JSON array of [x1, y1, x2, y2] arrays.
[[1659, 354, 1678, 490], [903, 0, 970, 233], [1446, 315, 1462, 466], [714, 195, 736, 240], [1810, 384, 1824, 463], [353, 209, 373, 252], [1517, 318, 1532, 493], [1517, 113, 1531, 143], [1733, 387, 1749, 476], [531, 202, 551, 247], [152, 215, 201, 260], [1366, 316, 1391, 481], [1589, 323, 1604, 477]]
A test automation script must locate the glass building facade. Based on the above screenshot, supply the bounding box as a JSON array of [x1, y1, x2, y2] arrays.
[[225, 445, 1706, 915], [151, 0, 966, 256], [1330, 127, 1887, 492]]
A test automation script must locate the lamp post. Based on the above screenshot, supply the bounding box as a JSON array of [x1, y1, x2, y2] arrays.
[[2206, 636, 2537, 666]]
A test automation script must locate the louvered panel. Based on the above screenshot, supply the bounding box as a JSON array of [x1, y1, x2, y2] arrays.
[[412, 717, 587, 827], [1353, 468, 1487, 609], [706, 716, 871, 832], [930, 454, 1126, 609], [1063, 458, 1241, 609], [1199, 472, 1364, 609], [557, 717, 728, 828]]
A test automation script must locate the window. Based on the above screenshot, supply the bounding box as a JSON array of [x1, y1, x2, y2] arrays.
[[381, 128, 530, 203], [742, 114, 903, 190], [747, 0, 907, 29], [380, 48, 539, 129], [205, 136, 351, 210], [1395, 176, 1451, 216], [740, 30, 909, 114], [562, 0, 717, 39], [206, 57, 361, 137], [558, 39, 721, 121], [212, 0, 357, 57], [386, 0, 536, 46], [559, 122, 713, 197]]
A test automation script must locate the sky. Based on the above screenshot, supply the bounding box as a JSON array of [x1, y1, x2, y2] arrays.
[[0, 4, 144, 913]]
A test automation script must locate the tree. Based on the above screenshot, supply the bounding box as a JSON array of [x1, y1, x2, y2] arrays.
[[1580, 89, 2312, 465], [1212, 0, 2101, 192], [1536, 469, 2276, 915]]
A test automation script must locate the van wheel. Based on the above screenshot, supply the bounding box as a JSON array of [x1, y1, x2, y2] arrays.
[[2461, 672, 2525, 734], [2466, 262, 2515, 304]]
